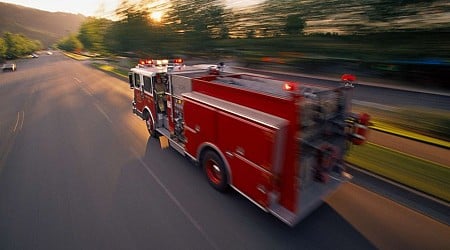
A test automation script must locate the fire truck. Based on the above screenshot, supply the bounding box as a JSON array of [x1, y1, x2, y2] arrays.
[[128, 59, 369, 225]]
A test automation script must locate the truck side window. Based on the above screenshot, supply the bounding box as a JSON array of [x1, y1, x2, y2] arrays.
[[134, 73, 141, 88], [143, 76, 152, 93]]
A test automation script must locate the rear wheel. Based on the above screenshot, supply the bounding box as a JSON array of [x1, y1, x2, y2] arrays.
[[202, 150, 229, 192]]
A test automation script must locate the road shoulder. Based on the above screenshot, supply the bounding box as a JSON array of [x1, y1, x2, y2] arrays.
[[326, 183, 450, 249]]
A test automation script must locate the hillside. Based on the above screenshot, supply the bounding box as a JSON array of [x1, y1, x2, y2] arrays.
[[0, 2, 86, 47]]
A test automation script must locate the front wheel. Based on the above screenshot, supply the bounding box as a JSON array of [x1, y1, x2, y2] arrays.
[[202, 150, 229, 192], [145, 115, 155, 137]]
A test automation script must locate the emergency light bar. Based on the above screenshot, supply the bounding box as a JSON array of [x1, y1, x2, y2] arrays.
[[170, 58, 183, 64], [138, 58, 184, 67]]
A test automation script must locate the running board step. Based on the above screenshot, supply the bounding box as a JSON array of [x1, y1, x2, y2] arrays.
[[156, 128, 185, 156]]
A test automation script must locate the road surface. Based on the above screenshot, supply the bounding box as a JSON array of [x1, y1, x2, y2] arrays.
[[228, 64, 450, 111], [0, 53, 448, 249]]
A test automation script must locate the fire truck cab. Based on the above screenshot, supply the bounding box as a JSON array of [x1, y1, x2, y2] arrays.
[[129, 59, 170, 135], [129, 59, 369, 226]]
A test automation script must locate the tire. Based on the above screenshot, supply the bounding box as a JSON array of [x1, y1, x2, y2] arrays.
[[144, 113, 155, 137], [202, 150, 229, 192]]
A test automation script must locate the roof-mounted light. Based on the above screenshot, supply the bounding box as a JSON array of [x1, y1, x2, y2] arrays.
[[341, 74, 356, 87], [138, 58, 184, 68], [283, 82, 297, 91], [341, 74, 356, 82], [171, 58, 183, 64]]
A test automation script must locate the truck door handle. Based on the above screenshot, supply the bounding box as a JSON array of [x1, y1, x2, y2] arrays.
[[257, 185, 266, 194]]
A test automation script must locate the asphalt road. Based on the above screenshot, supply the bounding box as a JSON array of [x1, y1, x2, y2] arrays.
[[228, 64, 450, 111], [0, 53, 448, 250]]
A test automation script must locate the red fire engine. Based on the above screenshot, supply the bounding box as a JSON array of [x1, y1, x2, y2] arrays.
[[128, 59, 369, 225]]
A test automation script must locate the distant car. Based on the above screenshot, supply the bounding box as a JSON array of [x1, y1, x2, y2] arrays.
[[2, 63, 16, 72], [31, 53, 39, 58], [47, 51, 53, 55]]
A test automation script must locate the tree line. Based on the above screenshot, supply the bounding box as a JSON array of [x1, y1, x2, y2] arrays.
[[57, 0, 309, 56], [57, 0, 448, 58], [0, 32, 42, 61]]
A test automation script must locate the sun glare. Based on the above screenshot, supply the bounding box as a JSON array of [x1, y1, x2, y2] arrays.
[[150, 11, 163, 22]]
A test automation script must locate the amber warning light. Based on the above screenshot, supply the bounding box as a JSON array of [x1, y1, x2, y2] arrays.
[[139, 59, 153, 65], [170, 58, 183, 64], [138, 58, 183, 66]]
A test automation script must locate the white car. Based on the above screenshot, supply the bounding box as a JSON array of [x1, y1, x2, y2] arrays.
[[2, 63, 17, 72]]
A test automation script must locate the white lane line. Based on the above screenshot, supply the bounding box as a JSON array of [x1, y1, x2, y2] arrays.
[[19, 111, 24, 131], [82, 88, 93, 97], [12, 112, 20, 132], [73, 77, 93, 96], [12, 111, 25, 133], [94, 103, 112, 124], [73, 77, 82, 83], [76, 77, 111, 124], [133, 151, 219, 250]]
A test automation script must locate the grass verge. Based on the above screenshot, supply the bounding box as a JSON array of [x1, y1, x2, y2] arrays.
[[62, 51, 91, 60], [91, 62, 128, 78], [354, 105, 450, 149], [346, 142, 450, 202], [371, 121, 450, 149]]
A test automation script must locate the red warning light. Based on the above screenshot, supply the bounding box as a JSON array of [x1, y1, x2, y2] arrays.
[[341, 74, 356, 82], [171, 58, 183, 64], [283, 82, 296, 91]]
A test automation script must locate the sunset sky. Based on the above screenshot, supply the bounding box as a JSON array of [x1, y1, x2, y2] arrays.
[[1, 0, 121, 16], [1, 0, 264, 17]]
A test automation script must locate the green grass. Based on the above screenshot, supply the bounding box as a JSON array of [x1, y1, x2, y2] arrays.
[[91, 63, 128, 78], [371, 121, 450, 148], [346, 142, 450, 202], [62, 51, 90, 60], [353, 105, 450, 148]]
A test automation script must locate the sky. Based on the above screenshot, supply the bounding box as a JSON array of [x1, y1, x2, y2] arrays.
[[1, 0, 121, 16], [1, 0, 264, 17]]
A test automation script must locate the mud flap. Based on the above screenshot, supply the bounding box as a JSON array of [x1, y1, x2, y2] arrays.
[[159, 136, 169, 149]]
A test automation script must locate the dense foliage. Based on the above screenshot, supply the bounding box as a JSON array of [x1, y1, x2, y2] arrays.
[[0, 38, 6, 59], [54, 0, 449, 88], [0, 32, 42, 60], [57, 35, 84, 53], [77, 18, 112, 53], [60, 0, 448, 55]]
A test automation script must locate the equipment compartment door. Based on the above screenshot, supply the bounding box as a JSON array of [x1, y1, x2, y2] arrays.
[[217, 111, 281, 209], [183, 99, 217, 157]]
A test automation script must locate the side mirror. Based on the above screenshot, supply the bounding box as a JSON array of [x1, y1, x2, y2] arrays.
[[128, 72, 134, 89]]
